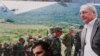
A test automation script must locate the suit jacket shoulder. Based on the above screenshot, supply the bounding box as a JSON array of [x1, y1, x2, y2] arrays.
[[91, 18, 100, 56]]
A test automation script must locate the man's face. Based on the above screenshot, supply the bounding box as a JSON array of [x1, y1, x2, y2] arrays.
[[69, 29, 76, 36], [54, 32, 62, 37], [33, 45, 45, 56], [80, 6, 96, 24]]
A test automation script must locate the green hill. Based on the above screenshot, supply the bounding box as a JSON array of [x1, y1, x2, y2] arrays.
[[12, 3, 82, 25]]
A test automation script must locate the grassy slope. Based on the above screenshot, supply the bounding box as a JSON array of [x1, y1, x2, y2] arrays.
[[0, 23, 49, 43]]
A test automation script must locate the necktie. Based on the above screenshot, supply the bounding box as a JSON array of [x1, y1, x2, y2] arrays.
[[84, 28, 87, 45], [81, 27, 87, 46]]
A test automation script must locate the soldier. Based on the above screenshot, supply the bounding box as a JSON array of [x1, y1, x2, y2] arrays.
[[62, 26, 76, 56], [45, 26, 62, 56]]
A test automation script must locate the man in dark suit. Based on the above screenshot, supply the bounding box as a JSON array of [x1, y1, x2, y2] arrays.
[[80, 3, 100, 56]]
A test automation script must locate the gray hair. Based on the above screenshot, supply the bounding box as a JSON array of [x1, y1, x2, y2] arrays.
[[80, 3, 98, 17]]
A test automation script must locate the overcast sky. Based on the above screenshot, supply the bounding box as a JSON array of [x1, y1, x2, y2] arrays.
[[2, 0, 100, 3]]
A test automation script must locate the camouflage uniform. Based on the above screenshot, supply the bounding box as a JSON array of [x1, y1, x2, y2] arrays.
[[45, 26, 62, 56], [62, 34, 74, 56], [45, 36, 61, 56]]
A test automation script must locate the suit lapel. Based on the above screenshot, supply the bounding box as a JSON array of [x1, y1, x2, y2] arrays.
[[90, 19, 99, 44]]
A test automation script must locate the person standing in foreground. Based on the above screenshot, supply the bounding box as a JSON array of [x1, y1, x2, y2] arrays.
[[80, 3, 100, 56]]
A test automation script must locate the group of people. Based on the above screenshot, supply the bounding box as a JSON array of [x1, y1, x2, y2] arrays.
[[49, 3, 100, 56], [0, 24, 81, 56], [0, 3, 100, 56], [32, 26, 78, 56]]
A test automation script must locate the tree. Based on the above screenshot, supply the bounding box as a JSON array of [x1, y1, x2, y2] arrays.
[[6, 19, 14, 23]]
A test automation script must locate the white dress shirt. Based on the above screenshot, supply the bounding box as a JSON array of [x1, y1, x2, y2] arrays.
[[84, 18, 97, 56]]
